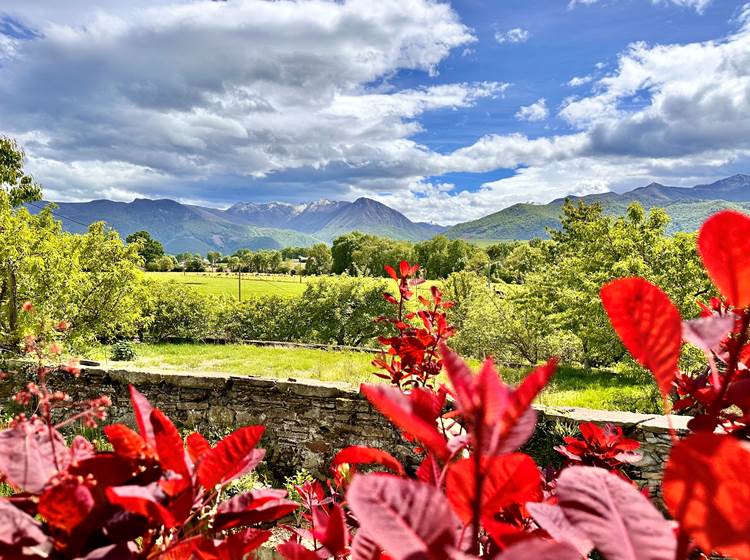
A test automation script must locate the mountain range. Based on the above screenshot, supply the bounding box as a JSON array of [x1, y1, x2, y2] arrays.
[[31, 174, 750, 253], [444, 174, 750, 241], [31, 196, 445, 254]]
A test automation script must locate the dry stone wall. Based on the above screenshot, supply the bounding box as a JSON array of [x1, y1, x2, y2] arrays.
[[0, 364, 689, 491]]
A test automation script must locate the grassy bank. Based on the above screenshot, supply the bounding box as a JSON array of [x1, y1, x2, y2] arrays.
[[88, 343, 659, 413]]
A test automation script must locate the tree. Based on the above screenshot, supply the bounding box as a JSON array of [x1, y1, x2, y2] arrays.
[[206, 251, 222, 270], [331, 231, 375, 274], [520, 199, 711, 366], [305, 243, 332, 275], [0, 136, 42, 207], [126, 230, 165, 264], [414, 236, 482, 279]]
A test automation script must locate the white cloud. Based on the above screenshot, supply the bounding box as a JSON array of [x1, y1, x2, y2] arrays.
[[494, 28, 530, 44], [0, 0, 478, 202], [567, 75, 593, 87], [569, 0, 711, 12], [515, 98, 549, 122]]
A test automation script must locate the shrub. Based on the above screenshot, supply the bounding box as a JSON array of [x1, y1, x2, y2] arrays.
[[140, 281, 226, 342], [109, 340, 136, 361], [220, 295, 302, 342], [297, 276, 392, 346]]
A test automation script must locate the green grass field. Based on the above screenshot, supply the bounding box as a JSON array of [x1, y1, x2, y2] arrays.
[[146, 271, 442, 299], [88, 342, 659, 412], [146, 272, 312, 298]]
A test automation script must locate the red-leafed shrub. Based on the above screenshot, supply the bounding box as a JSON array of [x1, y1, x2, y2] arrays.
[[0, 312, 297, 558], [555, 422, 641, 476], [372, 261, 455, 388]]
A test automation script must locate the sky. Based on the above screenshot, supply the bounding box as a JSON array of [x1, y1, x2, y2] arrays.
[[1, 0, 750, 224]]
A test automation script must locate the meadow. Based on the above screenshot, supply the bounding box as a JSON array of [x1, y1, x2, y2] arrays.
[[146, 271, 443, 299], [146, 271, 312, 298], [88, 342, 659, 412]]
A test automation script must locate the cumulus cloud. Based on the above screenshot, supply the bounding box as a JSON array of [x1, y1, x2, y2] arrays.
[[494, 28, 530, 44], [568, 75, 593, 87], [0, 0, 478, 203], [515, 99, 549, 122]]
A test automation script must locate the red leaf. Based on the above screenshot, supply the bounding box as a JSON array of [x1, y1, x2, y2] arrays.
[[312, 503, 349, 555], [214, 489, 298, 530], [360, 384, 449, 461], [186, 432, 211, 463], [601, 278, 682, 397], [384, 265, 398, 282], [556, 466, 676, 560], [498, 538, 582, 560], [39, 478, 95, 534], [445, 454, 542, 524], [698, 210, 750, 308], [331, 446, 405, 477], [150, 409, 190, 482], [0, 422, 71, 494], [128, 385, 155, 446], [663, 433, 750, 560], [197, 425, 265, 489], [346, 474, 457, 560], [277, 541, 319, 560], [106, 484, 176, 529], [104, 424, 155, 461]]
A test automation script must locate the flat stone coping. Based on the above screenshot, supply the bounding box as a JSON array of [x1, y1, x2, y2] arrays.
[[3, 360, 693, 433]]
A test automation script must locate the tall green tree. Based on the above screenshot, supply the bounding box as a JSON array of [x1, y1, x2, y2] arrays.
[[306, 243, 332, 275], [126, 230, 165, 264]]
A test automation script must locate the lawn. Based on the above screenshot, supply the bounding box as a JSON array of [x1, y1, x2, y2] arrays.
[[146, 272, 311, 298], [146, 272, 442, 300], [88, 343, 660, 413]]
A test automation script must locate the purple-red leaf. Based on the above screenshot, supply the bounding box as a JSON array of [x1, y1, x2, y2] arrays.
[[556, 466, 676, 560], [0, 422, 70, 494], [214, 489, 298, 531], [681, 315, 734, 355], [347, 474, 457, 560], [698, 210, 750, 308], [0, 498, 52, 555], [498, 538, 583, 560], [106, 483, 176, 529], [601, 278, 682, 397], [526, 502, 594, 557], [197, 425, 265, 489]]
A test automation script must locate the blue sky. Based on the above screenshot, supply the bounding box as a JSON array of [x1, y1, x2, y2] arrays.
[[1, 0, 749, 223]]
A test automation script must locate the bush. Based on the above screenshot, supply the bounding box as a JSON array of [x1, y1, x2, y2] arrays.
[[109, 340, 136, 361], [297, 277, 392, 346], [140, 281, 226, 341], [220, 296, 302, 342]]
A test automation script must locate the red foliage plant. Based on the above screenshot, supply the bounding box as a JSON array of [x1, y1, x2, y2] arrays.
[[5, 210, 750, 559], [373, 261, 455, 389], [0, 312, 297, 558], [555, 422, 641, 476]]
